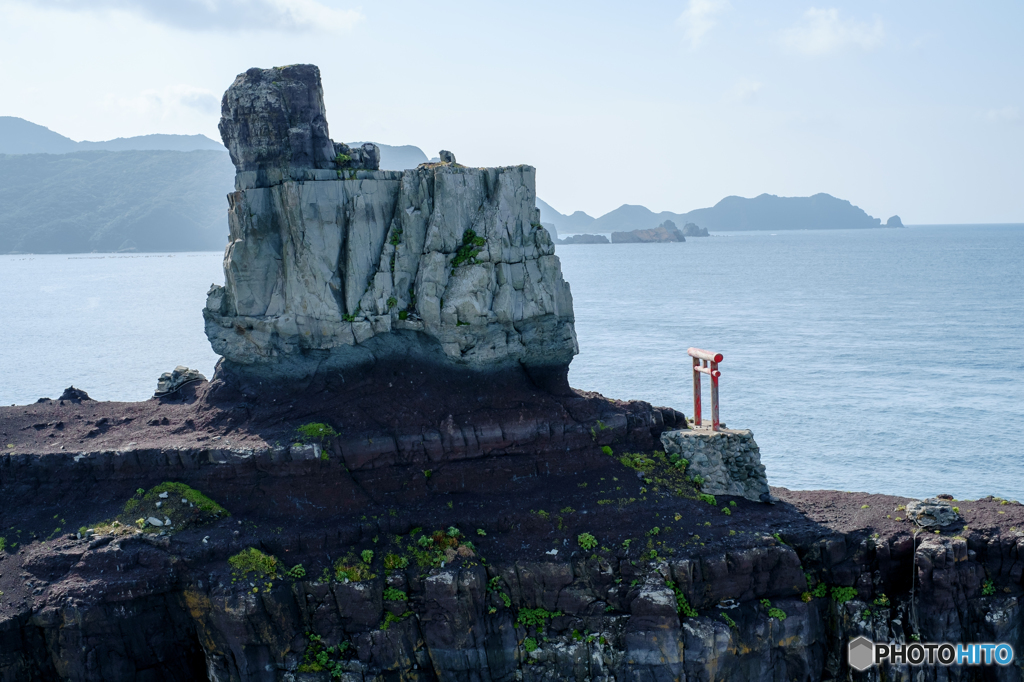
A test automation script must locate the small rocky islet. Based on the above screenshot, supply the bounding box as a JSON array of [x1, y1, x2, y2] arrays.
[[0, 64, 1020, 682]]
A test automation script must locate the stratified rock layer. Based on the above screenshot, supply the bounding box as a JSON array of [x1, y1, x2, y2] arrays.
[[205, 65, 576, 382]]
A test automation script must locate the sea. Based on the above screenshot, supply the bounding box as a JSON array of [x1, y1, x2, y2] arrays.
[[2, 225, 1022, 501]]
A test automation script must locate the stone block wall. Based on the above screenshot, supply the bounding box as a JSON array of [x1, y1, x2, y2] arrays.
[[661, 429, 770, 502]]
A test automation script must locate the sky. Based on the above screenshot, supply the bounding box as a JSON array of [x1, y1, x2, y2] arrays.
[[1, 0, 1021, 223]]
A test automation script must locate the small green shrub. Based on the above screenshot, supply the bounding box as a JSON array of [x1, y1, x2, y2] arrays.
[[335, 153, 352, 165], [386, 296, 398, 309], [398, 310, 409, 320], [383, 553, 409, 570], [286, 564, 306, 580], [577, 533, 598, 550], [523, 637, 538, 652], [982, 580, 995, 596], [729, 500, 737, 507], [423, 469, 432, 479], [297, 632, 350, 675], [383, 587, 407, 601], [768, 607, 787, 621], [516, 608, 562, 628], [760, 598, 772, 609], [666, 581, 697, 617], [601, 445, 614, 457], [812, 583, 828, 598], [381, 611, 411, 630], [296, 422, 337, 444], [720, 612, 737, 628], [0, 537, 5, 551], [361, 549, 374, 564], [451, 229, 487, 269], [692, 475, 706, 487], [229, 547, 279, 580], [832, 586, 857, 605], [722, 507, 731, 515], [619, 452, 656, 471], [873, 593, 890, 607], [476, 528, 487, 536], [334, 557, 374, 582], [698, 493, 717, 506]]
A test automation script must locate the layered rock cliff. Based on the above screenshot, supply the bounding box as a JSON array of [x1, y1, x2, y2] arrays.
[[204, 65, 576, 385], [0, 387, 1021, 682]]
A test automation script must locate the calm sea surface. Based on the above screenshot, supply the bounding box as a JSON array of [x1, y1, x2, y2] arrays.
[[2, 225, 1022, 500]]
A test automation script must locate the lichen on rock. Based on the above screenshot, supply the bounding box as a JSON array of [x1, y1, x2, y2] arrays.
[[205, 64, 577, 384]]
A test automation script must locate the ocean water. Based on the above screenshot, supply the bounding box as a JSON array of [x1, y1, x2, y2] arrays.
[[2, 225, 1022, 500]]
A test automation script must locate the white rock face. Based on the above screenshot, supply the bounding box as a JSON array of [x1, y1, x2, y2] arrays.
[[204, 65, 577, 382]]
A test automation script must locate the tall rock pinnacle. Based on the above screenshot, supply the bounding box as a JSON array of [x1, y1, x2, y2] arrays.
[[204, 64, 578, 388]]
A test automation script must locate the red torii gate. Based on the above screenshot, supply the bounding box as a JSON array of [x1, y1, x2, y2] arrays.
[[688, 347, 723, 431]]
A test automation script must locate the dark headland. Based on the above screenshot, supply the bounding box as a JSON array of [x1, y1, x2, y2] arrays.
[[0, 66, 1017, 682]]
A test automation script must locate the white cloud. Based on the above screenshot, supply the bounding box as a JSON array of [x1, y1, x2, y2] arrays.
[[676, 0, 730, 49], [780, 8, 883, 56], [110, 85, 221, 118], [12, 0, 363, 33], [985, 106, 1020, 124], [731, 78, 763, 103]]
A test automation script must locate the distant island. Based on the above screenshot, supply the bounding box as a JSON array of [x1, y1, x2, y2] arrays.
[[538, 195, 904, 234], [0, 117, 902, 254]]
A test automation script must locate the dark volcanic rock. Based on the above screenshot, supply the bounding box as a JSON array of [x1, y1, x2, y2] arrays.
[[57, 386, 90, 402], [2, 384, 1024, 680]]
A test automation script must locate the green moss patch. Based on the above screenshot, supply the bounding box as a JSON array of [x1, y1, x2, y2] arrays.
[[80, 482, 228, 538]]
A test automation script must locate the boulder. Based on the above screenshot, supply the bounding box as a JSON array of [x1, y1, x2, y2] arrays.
[[885, 215, 904, 228], [154, 366, 207, 397], [58, 386, 91, 402], [905, 498, 960, 528], [204, 65, 578, 386], [218, 64, 379, 179], [439, 150, 456, 164]]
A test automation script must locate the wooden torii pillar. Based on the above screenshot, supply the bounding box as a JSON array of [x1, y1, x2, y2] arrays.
[[688, 347, 723, 431]]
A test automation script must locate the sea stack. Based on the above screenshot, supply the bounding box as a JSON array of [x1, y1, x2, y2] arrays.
[[205, 64, 577, 389]]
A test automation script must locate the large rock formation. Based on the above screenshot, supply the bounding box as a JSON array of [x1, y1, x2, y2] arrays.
[[204, 65, 577, 386]]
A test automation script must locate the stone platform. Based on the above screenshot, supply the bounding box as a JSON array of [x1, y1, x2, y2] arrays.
[[661, 427, 770, 502]]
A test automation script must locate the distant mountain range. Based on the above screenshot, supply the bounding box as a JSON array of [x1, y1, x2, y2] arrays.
[[538, 194, 894, 234], [0, 117, 899, 253], [0, 116, 226, 154], [0, 119, 429, 253]]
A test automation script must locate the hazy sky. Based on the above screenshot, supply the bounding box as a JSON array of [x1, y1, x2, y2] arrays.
[[2, 0, 1021, 223]]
